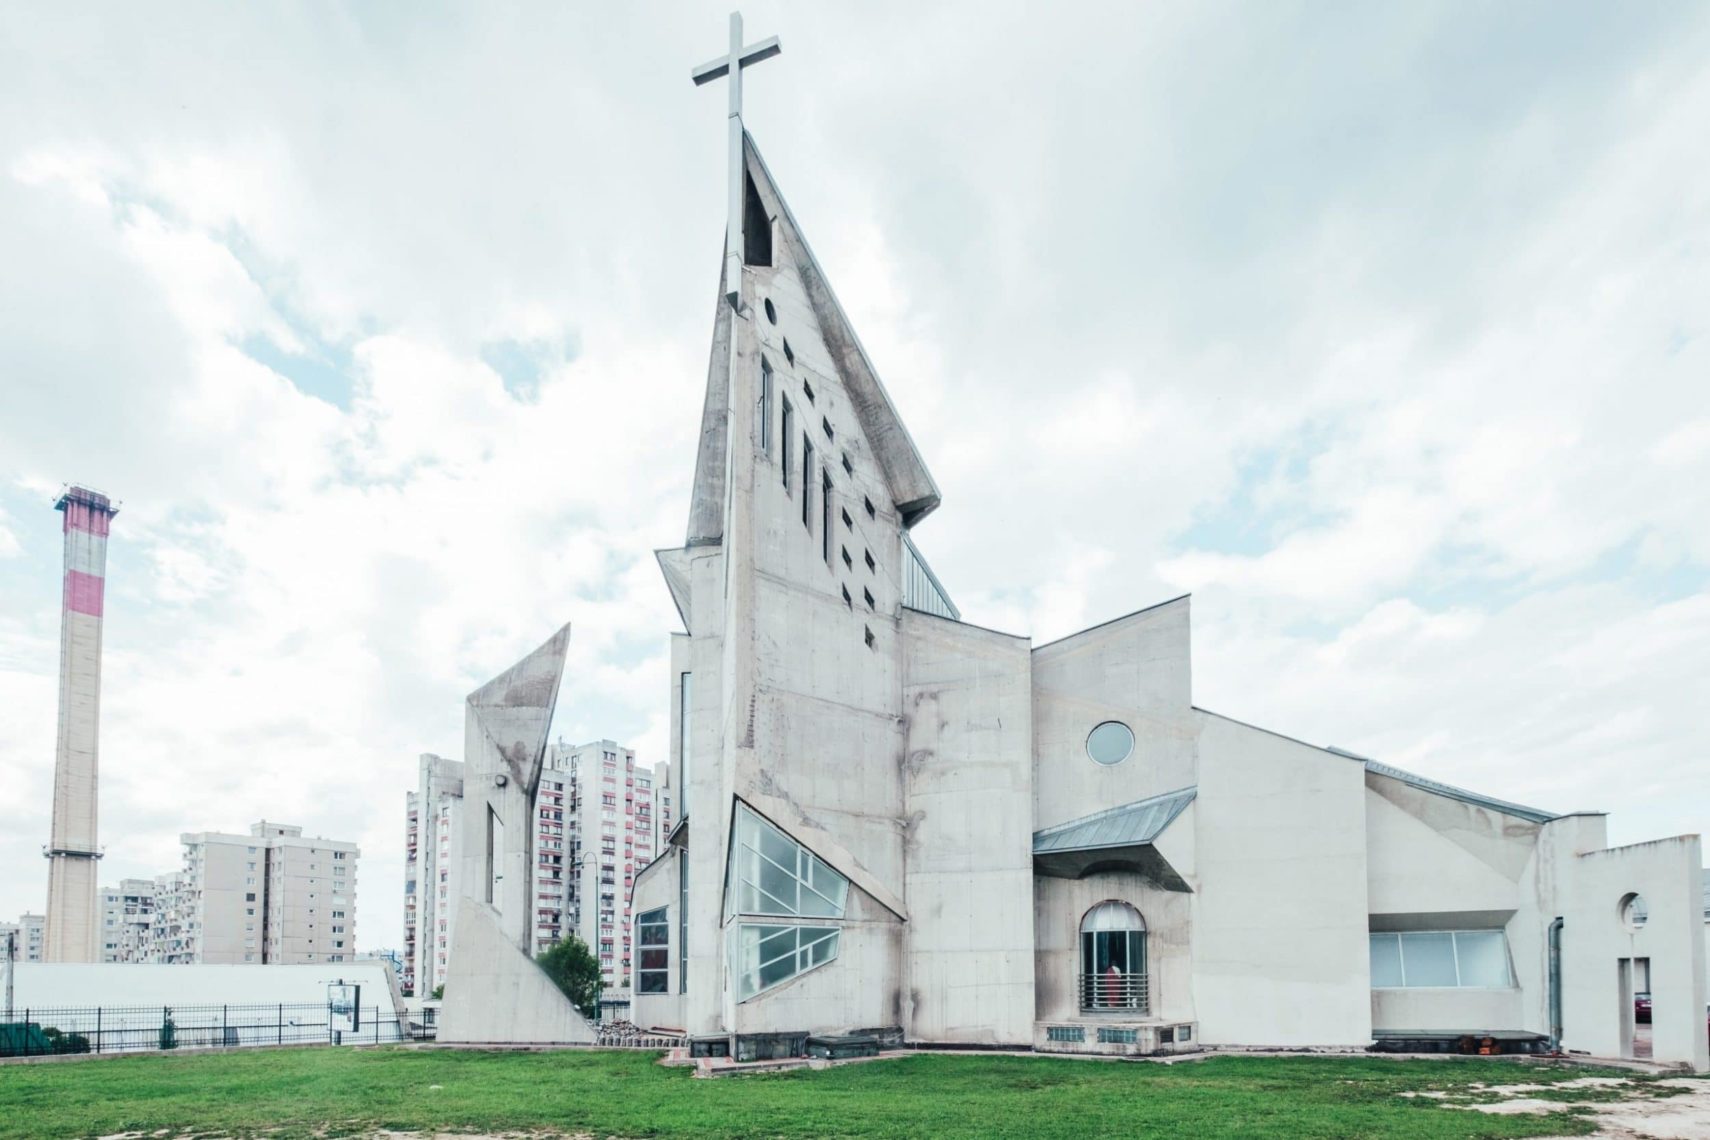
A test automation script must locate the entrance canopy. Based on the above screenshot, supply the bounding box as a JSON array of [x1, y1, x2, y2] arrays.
[[1032, 786, 1195, 887]]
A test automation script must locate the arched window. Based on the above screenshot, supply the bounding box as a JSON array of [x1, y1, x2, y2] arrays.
[[1080, 902, 1148, 1013]]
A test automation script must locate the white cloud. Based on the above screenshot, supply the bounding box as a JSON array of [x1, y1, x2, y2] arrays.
[[0, 1, 1706, 947]]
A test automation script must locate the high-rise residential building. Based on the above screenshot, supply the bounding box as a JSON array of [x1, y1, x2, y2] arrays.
[[2, 914, 46, 964], [151, 872, 190, 964], [401, 739, 672, 996], [402, 754, 464, 997], [176, 821, 359, 964], [545, 740, 674, 989], [99, 877, 158, 963]]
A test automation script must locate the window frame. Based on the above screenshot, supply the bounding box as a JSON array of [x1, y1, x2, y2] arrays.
[[636, 906, 670, 994], [1368, 929, 1515, 989]]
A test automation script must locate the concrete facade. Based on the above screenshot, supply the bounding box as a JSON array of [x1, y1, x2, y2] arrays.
[[625, 130, 1708, 1071], [43, 486, 119, 963], [438, 625, 595, 1045]]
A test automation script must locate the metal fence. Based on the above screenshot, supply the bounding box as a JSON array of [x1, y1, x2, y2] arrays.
[[1, 1002, 406, 1058], [1080, 972, 1151, 1015]]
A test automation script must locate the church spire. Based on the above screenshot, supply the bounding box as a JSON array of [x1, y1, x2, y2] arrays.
[[692, 11, 782, 311]]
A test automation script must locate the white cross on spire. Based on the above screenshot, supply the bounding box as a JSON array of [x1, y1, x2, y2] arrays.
[[692, 11, 781, 310]]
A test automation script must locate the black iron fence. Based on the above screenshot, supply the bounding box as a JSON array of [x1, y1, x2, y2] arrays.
[[1, 1002, 406, 1058]]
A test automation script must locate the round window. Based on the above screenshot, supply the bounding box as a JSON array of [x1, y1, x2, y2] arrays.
[[1086, 721, 1135, 766], [764, 297, 778, 324]]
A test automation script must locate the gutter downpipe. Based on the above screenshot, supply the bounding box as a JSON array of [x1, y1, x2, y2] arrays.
[[1547, 917, 1565, 1053]]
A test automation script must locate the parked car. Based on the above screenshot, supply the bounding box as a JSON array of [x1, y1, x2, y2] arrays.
[[1634, 992, 1651, 1023]]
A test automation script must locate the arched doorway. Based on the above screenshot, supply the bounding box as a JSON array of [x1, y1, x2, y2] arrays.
[[1080, 901, 1148, 1013]]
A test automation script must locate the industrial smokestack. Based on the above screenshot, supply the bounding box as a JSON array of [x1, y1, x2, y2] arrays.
[[43, 485, 119, 963]]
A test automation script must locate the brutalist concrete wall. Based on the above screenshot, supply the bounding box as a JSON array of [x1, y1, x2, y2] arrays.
[[1192, 711, 1373, 1046], [1552, 829, 1707, 1072], [720, 222, 911, 1043], [440, 624, 592, 1046], [630, 850, 683, 1032], [901, 609, 1036, 1044], [1033, 863, 1196, 1027], [1031, 597, 1198, 835], [1364, 771, 1540, 1036]]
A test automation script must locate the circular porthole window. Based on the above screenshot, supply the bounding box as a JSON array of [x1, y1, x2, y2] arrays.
[[764, 297, 778, 324], [1618, 892, 1648, 931], [1087, 721, 1135, 766]]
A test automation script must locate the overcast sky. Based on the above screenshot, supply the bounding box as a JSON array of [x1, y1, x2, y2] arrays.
[[2, 3, 1707, 950]]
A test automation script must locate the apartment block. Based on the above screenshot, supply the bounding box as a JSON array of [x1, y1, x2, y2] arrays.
[[99, 877, 158, 963], [1, 913, 45, 963], [402, 753, 464, 997], [178, 820, 359, 964], [546, 740, 675, 988], [402, 738, 672, 996]]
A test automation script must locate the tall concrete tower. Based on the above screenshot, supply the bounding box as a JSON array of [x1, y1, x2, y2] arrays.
[[43, 486, 119, 963]]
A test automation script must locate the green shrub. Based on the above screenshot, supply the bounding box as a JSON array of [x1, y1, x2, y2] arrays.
[[535, 934, 600, 1020]]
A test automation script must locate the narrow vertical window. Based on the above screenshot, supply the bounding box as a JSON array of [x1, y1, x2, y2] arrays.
[[679, 848, 689, 994], [636, 907, 669, 994], [485, 807, 502, 906], [679, 672, 693, 805], [802, 438, 815, 529], [821, 470, 833, 564], [757, 359, 773, 456], [781, 400, 794, 491]]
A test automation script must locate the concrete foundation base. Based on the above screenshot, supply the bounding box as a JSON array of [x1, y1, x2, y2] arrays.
[[438, 903, 595, 1045], [1034, 1020, 1200, 1056]]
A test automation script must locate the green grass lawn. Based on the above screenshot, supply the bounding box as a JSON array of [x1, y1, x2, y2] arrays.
[[0, 1046, 1649, 1139]]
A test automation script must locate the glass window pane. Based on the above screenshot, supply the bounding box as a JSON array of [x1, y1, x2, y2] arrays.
[[639, 948, 668, 971], [796, 887, 840, 917], [758, 950, 798, 989], [756, 821, 797, 871], [1454, 931, 1510, 987], [733, 805, 848, 919], [1400, 932, 1457, 986], [757, 858, 797, 912], [1369, 934, 1403, 987], [639, 971, 668, 994], [808, 930, 838, 965]]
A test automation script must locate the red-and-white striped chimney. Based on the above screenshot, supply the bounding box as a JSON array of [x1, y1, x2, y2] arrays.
[[43, 485, 119, 963]]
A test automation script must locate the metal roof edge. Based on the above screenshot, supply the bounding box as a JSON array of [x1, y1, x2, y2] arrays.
[[1364, 760, 1558, 825]]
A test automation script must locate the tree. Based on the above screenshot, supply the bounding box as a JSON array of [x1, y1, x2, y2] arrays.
[[158, 1011, 177, 1051], [429, 984, 443, 1000], [536, 934, 601, 1020]]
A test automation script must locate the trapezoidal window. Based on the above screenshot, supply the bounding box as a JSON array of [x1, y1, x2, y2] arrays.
[[730, 803, 848, 918], [743, 173, 772, 267], [733, 923, 839, 1001]]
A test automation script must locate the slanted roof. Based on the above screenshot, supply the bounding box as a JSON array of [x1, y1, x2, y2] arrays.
[[1034, 786, 1197, 855], [685, 132, 941, 546], [1362, 758, 1557, 825]]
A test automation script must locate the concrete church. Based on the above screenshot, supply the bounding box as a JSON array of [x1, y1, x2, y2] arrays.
[[619, 17, 1708, 1070]]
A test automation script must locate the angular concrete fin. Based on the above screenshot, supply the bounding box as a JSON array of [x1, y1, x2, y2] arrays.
[[686, 261, 734, 547], [437, 901, 596, 1045], [466, 622, 570, 797], [741, 131, 941, 527], [656, 546, 694, 632]]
